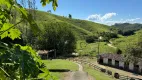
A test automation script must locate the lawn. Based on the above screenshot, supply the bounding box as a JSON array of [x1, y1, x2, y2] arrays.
[[83, 64, 116, 80], [40, 59, 78, 80]]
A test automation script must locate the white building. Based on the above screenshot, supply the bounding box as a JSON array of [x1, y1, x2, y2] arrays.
[[98, 53, 142, 74]]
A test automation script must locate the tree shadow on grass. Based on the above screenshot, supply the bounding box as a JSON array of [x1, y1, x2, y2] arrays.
[[48, 69, 70, 72]]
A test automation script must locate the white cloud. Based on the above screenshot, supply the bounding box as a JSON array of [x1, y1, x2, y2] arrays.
[[125, 18, 140, 22], [87, 12, 117, 21], [101, 13, 117, 21], [103, 18, 141, 25], [87, 14, 101, 21], [87, 13, 141, 25]]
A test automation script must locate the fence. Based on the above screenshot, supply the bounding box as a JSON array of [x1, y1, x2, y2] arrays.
[[68, 58, 142, 80]]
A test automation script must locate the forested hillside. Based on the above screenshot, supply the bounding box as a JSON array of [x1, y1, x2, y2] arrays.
[[113, 23, 142, 36]]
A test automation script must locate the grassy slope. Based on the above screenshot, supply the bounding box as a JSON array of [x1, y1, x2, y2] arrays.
[[41, 59, 78, 80], [35, 10, 114, 39], [76, 40, 117, 56], [112, 29, 142, 53]]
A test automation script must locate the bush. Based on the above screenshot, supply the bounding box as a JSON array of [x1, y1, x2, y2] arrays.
[[85, 35, 97, 43], [114, 73, 119, 79], [98, 32, 118, 42], [100, 68, 106, 73], [116, 48, 122, 54], [107, 70, 112, 75]]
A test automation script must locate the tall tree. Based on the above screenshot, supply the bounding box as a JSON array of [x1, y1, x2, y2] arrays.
[[69, 14, 72, 19], [35, 22, 76, 56]]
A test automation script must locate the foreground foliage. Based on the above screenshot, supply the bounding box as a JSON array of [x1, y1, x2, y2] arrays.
[[0, 0, 58, 79]]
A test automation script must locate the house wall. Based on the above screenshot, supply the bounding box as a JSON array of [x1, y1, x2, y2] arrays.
[[112, 59, 115, 66], [103, 58, 108, 64], [119, 61, 124, 68], [100, 57, 142, 73], [129, 63, 134, 71]]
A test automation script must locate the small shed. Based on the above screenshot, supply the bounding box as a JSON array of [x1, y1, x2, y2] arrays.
[[38, 50, 48, 59]]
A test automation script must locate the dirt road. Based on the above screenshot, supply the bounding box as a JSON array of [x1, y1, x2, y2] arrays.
[[69, 63, 94, 80]]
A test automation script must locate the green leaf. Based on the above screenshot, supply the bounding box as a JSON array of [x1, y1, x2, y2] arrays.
[[0, 23, 13, 39], [0, 67, 9, 78], [8, 28, 21, 40], [0, 23, 13, 31], [40, 0, 58, 11], [0, 31, 8, 39], [0, 0, 12, 9], [0, 23, 21, 40]]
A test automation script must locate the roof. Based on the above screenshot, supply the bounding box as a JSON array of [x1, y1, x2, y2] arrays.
[[99, 53, 124, 61], [38, 50, 48, 55]]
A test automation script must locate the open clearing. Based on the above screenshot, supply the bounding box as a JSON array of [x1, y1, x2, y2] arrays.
[[42, 59, 78, 80], [41, 59, 116, 80]]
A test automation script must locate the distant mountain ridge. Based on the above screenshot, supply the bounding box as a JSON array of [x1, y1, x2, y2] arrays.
[[113, 23, 142, 36]]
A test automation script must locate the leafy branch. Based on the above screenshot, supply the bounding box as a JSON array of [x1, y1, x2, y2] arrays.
[[0, 19, 23, 35]]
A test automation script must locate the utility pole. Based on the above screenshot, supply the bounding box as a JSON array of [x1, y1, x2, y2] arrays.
[[98, 38, 100, 56], [97, 36, 102, 57]]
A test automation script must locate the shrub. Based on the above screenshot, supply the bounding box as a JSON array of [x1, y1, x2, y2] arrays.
[[85, 35, 97, 43]]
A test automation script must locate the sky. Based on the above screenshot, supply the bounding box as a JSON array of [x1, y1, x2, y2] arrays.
[[29, 0, 142, 25]]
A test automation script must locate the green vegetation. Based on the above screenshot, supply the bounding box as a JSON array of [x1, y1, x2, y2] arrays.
[[124, 33, 142, 63], [0, 0, 58, 79], [1, 0, 142, 80], [76, 41, 117, 56], [41, 59, 78, 79], [98, 32, 118, 42], [27, 22, 76, 56], [112, 30, 142, 53], [83, 64, 115, 80], [68, 14, 72, 19], [85, 34, 98, 43], [43, 59, 78, 71], [113, 23, 142, 36], [33, 10, 116, 39]]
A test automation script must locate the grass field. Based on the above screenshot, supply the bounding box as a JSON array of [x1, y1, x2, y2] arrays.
[[83, 64, 116, 80], [41, 59, 78, 80], [76, 40, 117, 56]]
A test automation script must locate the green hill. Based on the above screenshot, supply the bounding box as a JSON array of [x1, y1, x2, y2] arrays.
[[34, 10, 116, 39], [112, 29, 142, 53], [113, 23, 142, 36]]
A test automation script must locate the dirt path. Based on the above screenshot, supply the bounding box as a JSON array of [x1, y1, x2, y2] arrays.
[[107, 43, 117, 48], [64, 62, 94, 80], [70, 63, 94, 80]]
